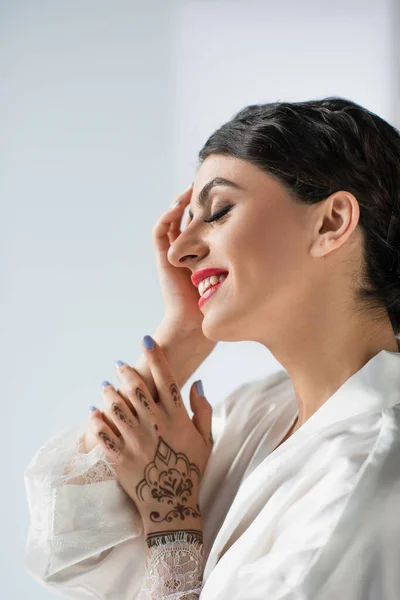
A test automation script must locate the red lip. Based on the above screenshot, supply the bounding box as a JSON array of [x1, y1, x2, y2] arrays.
[[191, 268, 229, 288]]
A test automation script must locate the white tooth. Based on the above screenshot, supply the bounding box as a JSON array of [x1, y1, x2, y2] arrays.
[[199, 274, 226, 297], [199, 277, 209, 294], [199, 278, 208, 295], [201, 280, 211, 295]]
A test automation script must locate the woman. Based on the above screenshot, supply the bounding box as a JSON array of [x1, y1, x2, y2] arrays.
[[24, 97, 400, 599]]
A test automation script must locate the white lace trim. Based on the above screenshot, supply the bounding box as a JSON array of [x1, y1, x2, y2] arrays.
[[26, 419, 118, 486], [136, 532, 204, 600], [24, 419, 140, 580]]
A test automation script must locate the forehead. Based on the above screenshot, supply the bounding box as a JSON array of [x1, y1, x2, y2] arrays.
[[194, 154, 281, 196], [195, 155, 255, 187]]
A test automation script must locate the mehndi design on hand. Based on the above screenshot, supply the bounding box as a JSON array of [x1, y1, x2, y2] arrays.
[[136, 436, 201, 523], [170, 382, 183, 409], [136, 386, 156, 415]]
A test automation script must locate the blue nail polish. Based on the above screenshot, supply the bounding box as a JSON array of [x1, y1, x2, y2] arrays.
[[143, 335, 155, 350], [114, 360, 125, 368], [100, 380, 111, 389], [196, 380, 204, 396], [89, 405, 97, 414]]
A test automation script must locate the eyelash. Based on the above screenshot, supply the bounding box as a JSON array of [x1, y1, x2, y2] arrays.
[[203, 205, 233, 223]]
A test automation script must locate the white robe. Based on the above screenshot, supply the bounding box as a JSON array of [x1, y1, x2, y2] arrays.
[[24, 348, 400, 599]]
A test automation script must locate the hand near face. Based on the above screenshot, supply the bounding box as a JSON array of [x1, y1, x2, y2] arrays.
[[88, 336, 213, 528]]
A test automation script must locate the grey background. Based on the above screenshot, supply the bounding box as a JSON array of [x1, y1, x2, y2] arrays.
[[1, 0, 398, 597]]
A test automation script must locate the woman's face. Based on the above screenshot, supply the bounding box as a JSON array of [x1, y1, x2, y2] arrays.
[[167, 155, 322, 343]]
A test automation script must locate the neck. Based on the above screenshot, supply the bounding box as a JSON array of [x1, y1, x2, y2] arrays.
[[264, 307, 399, 428]]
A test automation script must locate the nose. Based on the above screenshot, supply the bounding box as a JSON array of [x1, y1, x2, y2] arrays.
[[167, 222, 209, 270]]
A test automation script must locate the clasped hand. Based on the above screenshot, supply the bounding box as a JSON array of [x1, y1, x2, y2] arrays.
[[88, 335, 213, 530]]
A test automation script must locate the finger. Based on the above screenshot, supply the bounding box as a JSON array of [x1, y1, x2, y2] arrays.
[[116, 388, 139, 416], [182, 209, 192, 231], [100, 381, 140, 436], [190, 380, 213, 448], [112, 365, 141, 415], [91, 405, 122, 438], [142, 335, 185, 415], [113, 364, 158, 421], [167, 217, 181, 246], [103, 414, 122, 438], [152, 184, 193, 259], [167, 188, 193, 243], [168, 210, 191, 244], [88, 408, 124, 461]]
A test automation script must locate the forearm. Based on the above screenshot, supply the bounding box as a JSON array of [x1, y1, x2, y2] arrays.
[[134, 322, 216, 400]]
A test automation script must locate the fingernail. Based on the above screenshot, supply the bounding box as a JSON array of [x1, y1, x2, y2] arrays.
[[196, 380, 204, 396], [89, 405, 97, 414], [143, 335, 155, 350], [100, 380, 111, 389], [171, 200, 181, 208], [114, 360, 125, 369]]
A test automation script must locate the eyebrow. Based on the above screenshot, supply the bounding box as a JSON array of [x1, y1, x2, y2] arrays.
[[188, 177, 244, 219]]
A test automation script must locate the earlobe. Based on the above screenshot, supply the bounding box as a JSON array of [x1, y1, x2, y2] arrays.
[[309, 236, 332, 259]]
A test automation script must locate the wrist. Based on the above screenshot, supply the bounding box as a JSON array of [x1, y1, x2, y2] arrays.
[[144, 528, 204, 555], [154, 319, 205, 346], [143, 517, 204, 540], [154, 321, 216, 388]]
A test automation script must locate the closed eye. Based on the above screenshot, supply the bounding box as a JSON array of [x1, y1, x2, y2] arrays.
[[203, 205, 233, 223]]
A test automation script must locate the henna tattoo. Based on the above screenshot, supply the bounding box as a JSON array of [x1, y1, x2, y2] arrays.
[[154, 424, 159, 431], [98, 431, 121, 456], [111, 403, 135, 427], [209, 432, 213, 445], [136, 386, 154, 414], [136, 436, 201, 523], [169, 382, 182, 409], [150, 503, 202, 523], [145, 529, 203, 549]]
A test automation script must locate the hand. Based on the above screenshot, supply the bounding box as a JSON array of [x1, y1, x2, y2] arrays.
[[79, 184, 216, 457], [88, 336, 213, 531], [153, 184, 210, 335]]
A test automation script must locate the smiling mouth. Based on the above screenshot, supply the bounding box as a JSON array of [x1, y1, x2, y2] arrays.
[[198, 273, 228, 297], [198, 274, 228, 307]]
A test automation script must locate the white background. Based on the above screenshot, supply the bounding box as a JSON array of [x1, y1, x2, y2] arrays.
[[1, 0, 398, 597]]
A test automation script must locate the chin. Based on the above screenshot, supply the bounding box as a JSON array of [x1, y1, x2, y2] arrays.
[[201, 315, 244, 343]]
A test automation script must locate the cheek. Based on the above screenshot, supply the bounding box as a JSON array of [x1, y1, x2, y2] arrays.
[[243, 219, 306, 285], [217, 212, 306, 285], [272, 227, 300, 268]]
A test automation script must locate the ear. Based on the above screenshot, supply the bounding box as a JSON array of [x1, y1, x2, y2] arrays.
[[310, 191, 360, 259]]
